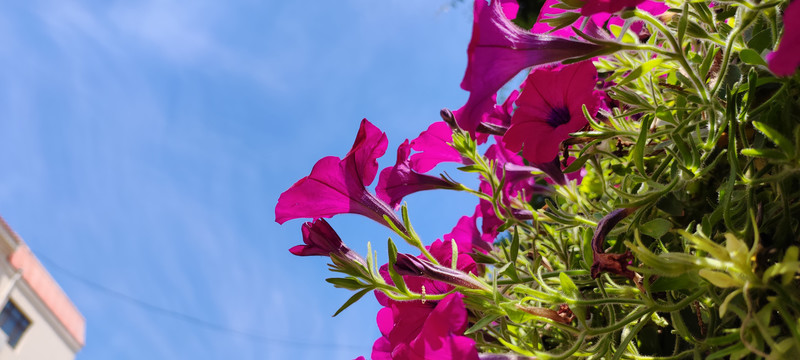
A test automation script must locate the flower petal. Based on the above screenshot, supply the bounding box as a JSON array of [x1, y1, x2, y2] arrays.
[[455, 0, 608, 133]]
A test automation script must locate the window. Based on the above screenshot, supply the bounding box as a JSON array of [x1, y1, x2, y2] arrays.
[[0, 300, 30, 348]]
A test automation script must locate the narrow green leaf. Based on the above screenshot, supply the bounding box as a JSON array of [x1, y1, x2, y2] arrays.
[[510, 227, 520, 264], [677, 1, 689, 42], [616, 66, 643, 88], [698, 269, 739, 288], [559, 0, 584, 9], [325, 277, 365, 290], [464, 314, 500, 335], [541, 12, 580, 33], [387, 238, 408, 294], [559, 273, 580, 299], [631, 115, 652, 176], [333, 288, 372, 317], [752, 121, 796, 158]]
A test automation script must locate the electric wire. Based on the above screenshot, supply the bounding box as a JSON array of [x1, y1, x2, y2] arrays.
[[36, 254, 368, 350]]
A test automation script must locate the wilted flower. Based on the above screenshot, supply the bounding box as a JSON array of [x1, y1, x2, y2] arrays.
[[591, 208, 638, 281]]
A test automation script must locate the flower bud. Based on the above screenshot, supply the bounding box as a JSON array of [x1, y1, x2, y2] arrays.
[[290, 219, 365, 267], [394, 253, 489, 291]]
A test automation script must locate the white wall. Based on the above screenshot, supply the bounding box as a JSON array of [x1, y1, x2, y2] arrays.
[[0, 261, 77, 360]]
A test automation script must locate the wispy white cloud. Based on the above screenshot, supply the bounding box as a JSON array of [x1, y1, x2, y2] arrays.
[[0, 0, 469, 359]]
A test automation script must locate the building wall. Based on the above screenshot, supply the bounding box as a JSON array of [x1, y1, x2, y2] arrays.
[[0, 256, 78, 360]]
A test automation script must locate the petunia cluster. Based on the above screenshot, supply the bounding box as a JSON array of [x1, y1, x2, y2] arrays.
[[276, 0, 800, 358]]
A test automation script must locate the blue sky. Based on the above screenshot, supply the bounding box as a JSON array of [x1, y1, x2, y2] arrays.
[[0, 0, 477, 359]]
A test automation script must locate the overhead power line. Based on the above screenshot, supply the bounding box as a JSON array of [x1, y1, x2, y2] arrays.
[[36, 254, 368, 351]]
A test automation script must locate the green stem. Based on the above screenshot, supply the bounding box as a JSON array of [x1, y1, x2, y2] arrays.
[[710, 9, 757, 99], [634, 10, 709, 103]]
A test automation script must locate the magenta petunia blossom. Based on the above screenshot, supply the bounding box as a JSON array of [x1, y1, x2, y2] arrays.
[[275, 119, 404, 231], [484, 90, 519, 131], [454, 0, 607, 134], [579, 0, 647, 16], [767, 0, 800, 77], [477, 180, 534, 242], [408, 121, 465, 173], [484, 141, 540, 194], [533, 0, 667, 38], [372, 240, 479, 359], [289, 219, 365, 265], [503, 61, 603, 165], [376, 239, 477, 307], [394, 253, 488, 290], [373, 293, 478, 360], [376, 140, 462, 210], [443, 207, 492, 254]]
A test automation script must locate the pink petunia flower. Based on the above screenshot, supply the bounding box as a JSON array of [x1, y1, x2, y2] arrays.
[[503, 61, 603, 165], [442, 207, 492, 254], [533, 0, 668, 39], [289, 219, 365, 266], [373, 240, 479, 359], [373, 293, 478, 360], [484, 90, 520, 132], [454, 0, 608, 134], [579, 0, 647, 16], [275, 119, 404, 232], [477, 180, 533, 242], [409, 121, 467, 173], [376, 140, 462, 210], [767, 0, 800, 77]]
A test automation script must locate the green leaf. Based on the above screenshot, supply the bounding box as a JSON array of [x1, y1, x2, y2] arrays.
[[559, 273, 586, 321], [639, 218, 672, 239], [752, 121, 796, 158], [782, 246, 800, 285], [608, 24, 637, 43], [510, 227, 520, 264], [560, 272, 579, 298], [739, 49, 767, 66], [631, 115, 652, 176], [747, 28, 773, 53], [333, 288, 372, 317], [387, 238, 408, 294], [698, 269, 740, 288], [582, 228, 594, 268], [563, 153, 592, 173], [650, 273, 699, 292], [541, 12, 581, 33], [456, 165, 484, 173], [559, 0, 585, 9], [686, 21, 712, 40], [677, 1, 689, 42], [464, 314, 500, 335], [325, 277, 365, 290], [617, 59, 663, 88], [500, 302, 534, 323]]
